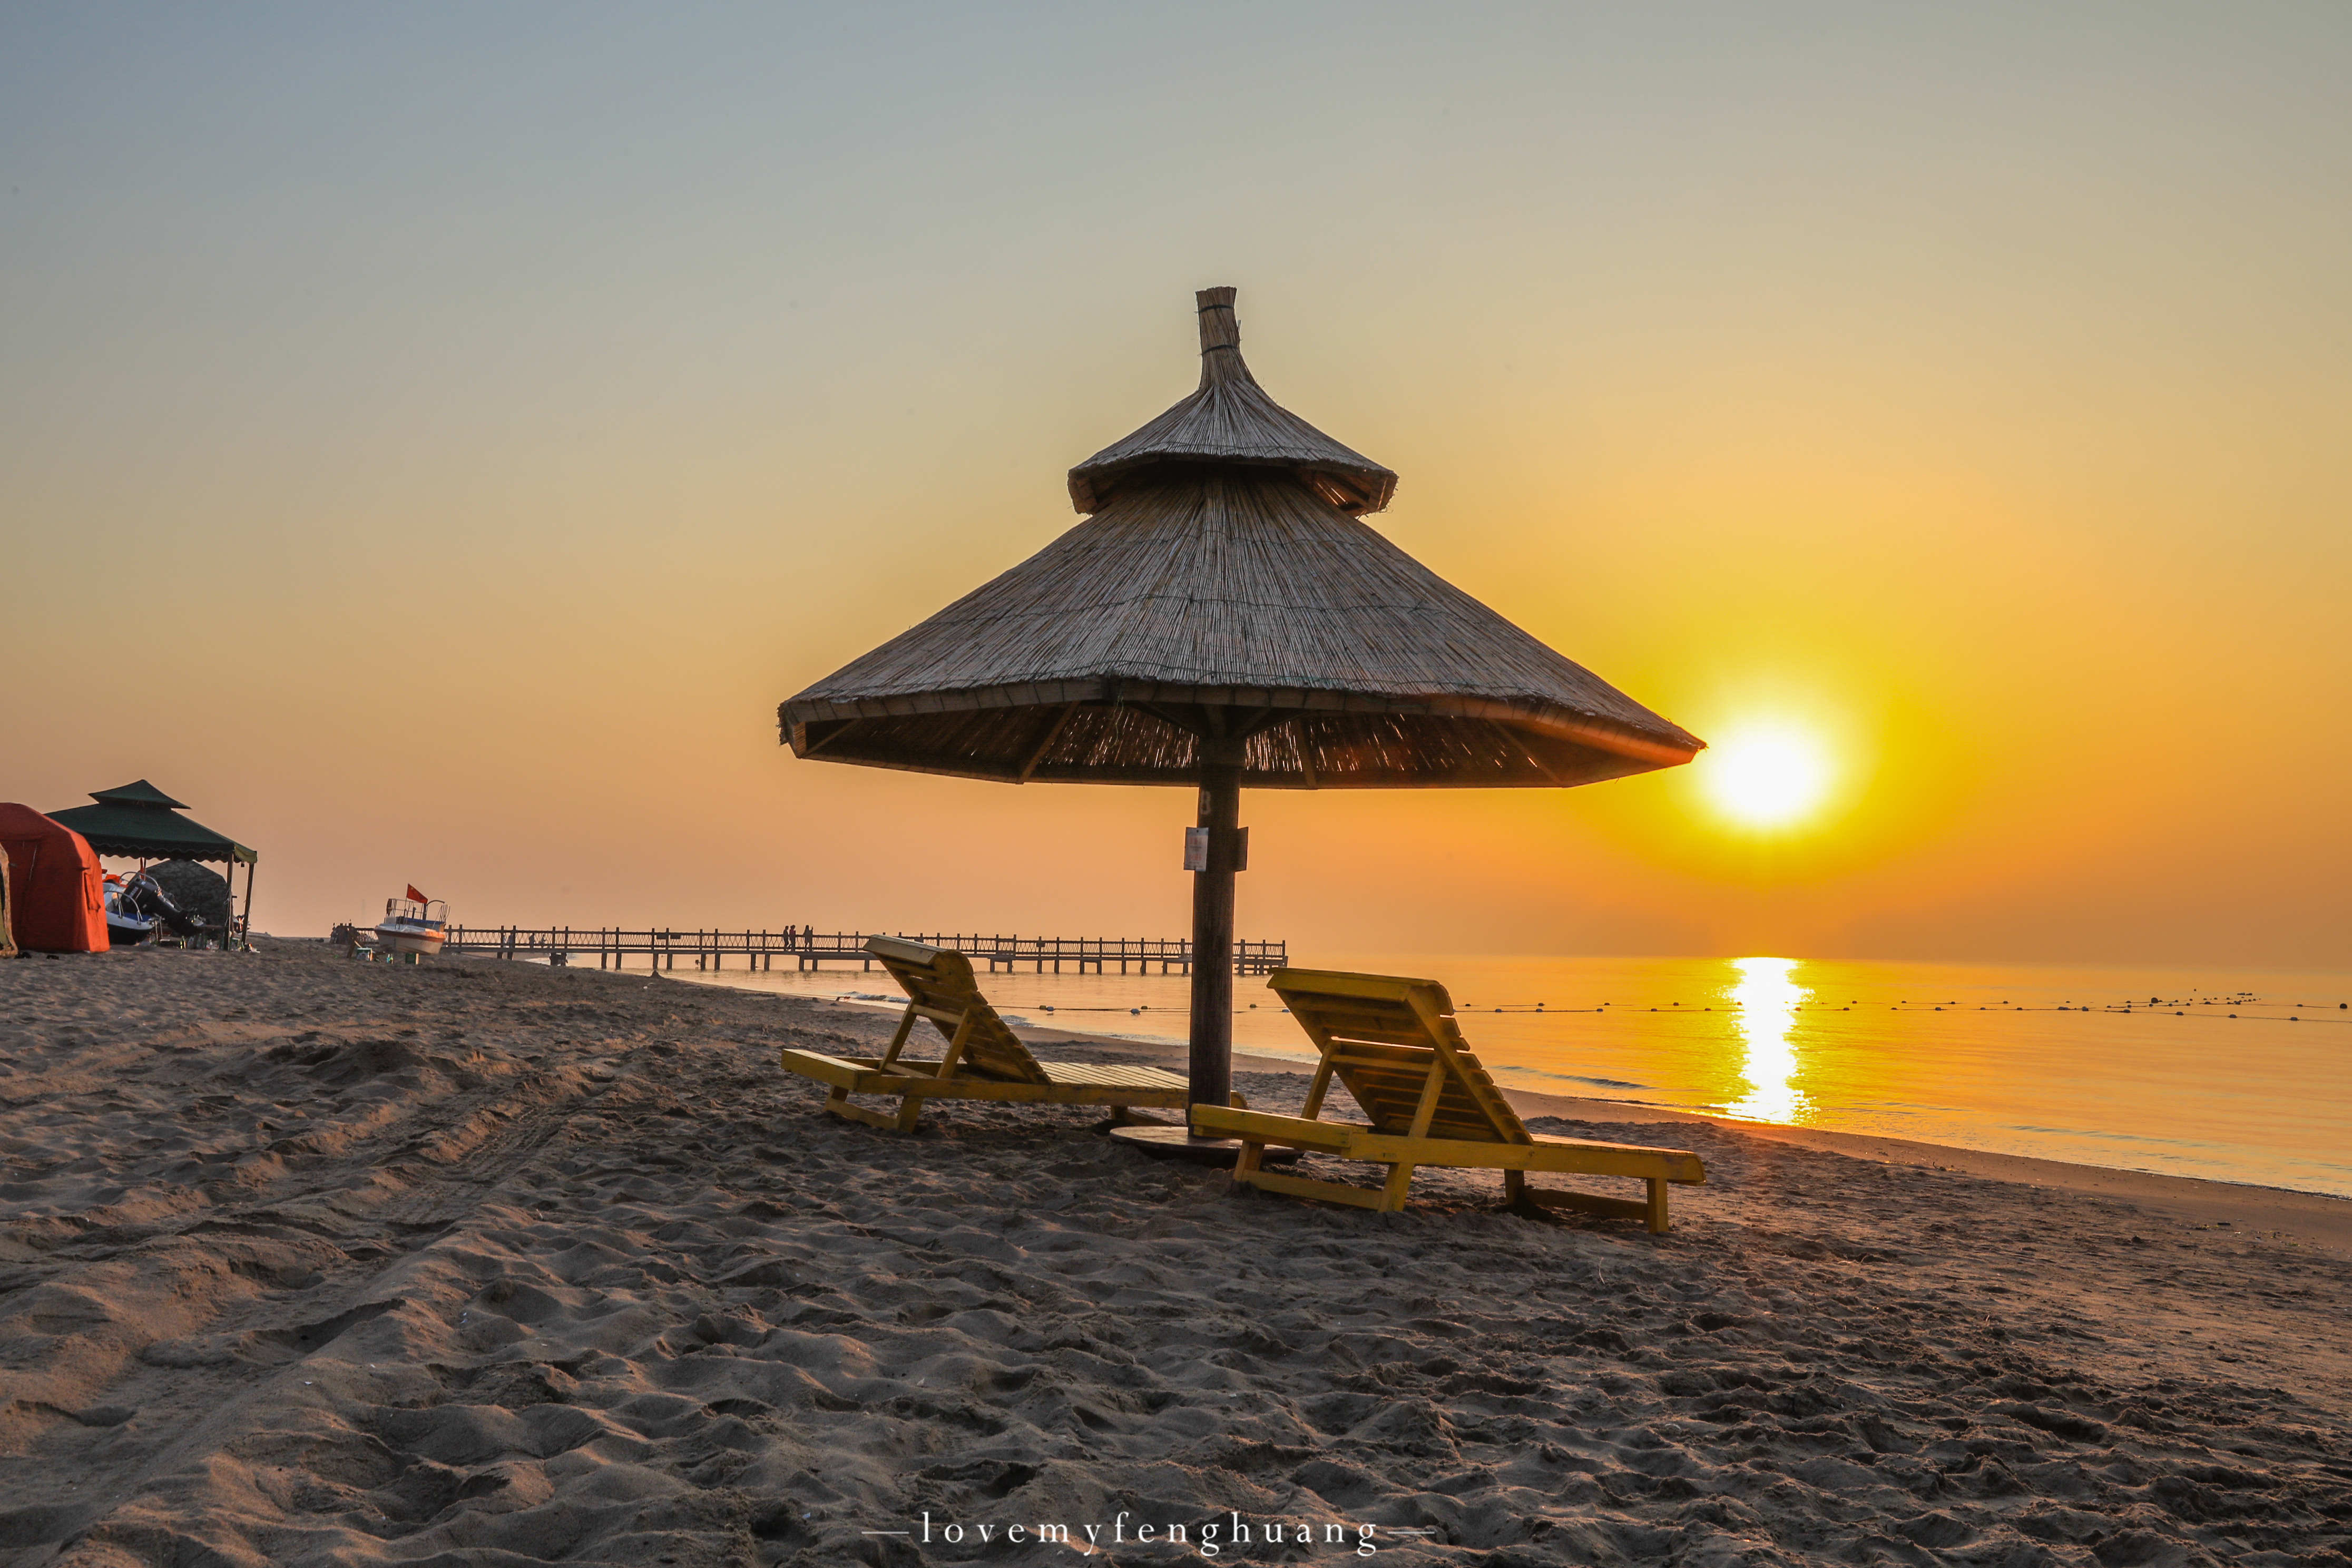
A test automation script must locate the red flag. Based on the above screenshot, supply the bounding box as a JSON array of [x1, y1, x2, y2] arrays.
[[406, 885, 428, 904]]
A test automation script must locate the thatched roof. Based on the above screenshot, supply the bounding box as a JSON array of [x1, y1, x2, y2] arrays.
[[780, 288, 1700, 789], [1066, 287, 1397, 517]]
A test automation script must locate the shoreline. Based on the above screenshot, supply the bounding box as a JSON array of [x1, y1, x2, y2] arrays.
[[730, 982, 2352, 1257]]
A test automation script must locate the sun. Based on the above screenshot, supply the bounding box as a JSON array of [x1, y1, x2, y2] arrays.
[[1701, 720, 1834, 829]]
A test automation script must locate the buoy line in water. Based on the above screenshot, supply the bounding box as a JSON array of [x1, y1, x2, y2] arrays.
[[795, 991, 2347, 1023]]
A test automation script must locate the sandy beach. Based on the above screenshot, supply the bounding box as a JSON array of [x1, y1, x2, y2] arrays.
[[4, 945, 2348, 1567]]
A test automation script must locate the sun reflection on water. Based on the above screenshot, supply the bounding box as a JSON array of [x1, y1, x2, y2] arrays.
[[1726, 956, 1812, 1123]]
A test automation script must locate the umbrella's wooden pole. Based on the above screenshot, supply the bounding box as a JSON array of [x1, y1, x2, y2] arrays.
[[1189, 739, 1245, 1113]]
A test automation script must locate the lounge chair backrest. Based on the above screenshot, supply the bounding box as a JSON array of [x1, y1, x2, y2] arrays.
[[864, 937, 1051, 1085], [1268, 968, 1532, 1145]]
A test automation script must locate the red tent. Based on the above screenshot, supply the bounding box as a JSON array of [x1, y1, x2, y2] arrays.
[[0, 805, 107, 953]]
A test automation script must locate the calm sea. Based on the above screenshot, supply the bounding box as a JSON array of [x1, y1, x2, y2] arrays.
[[668, 954, 2352, 1198]]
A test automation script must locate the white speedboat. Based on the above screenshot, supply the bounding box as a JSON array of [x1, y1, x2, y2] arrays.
[[375, 894, 448, 959], [104, 873, 160, 947]]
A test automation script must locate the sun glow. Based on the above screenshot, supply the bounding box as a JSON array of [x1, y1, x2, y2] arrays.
[[1701, 721, 1834, 829]]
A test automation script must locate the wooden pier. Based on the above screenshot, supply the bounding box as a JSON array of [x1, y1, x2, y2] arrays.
[[440, 927, 1287, 976]]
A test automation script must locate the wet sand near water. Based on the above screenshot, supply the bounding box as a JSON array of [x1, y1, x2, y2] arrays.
[[2, 943, 2346, 1566]]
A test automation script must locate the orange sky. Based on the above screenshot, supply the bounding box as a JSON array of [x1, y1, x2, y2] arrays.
[[5, 6, 2347, 966]]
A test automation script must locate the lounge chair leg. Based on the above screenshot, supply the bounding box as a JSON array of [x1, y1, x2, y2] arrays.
[[894, 1095, 925, 1134], [1234, 1138, 1265, 1181], [1378, 1162, 1416, 1212], [822, 1088, 898, 1131], [1504, 1168, 1526, 1206], [1646, 1178, 1670, 1234]]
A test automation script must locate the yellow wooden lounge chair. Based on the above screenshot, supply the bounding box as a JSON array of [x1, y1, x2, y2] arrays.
[[777, 937, 1193, 1132], [1190, 968, 1707, 1232]]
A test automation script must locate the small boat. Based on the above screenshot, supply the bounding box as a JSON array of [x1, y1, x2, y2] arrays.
[[103, 868, 200, 948], [376, 893, 449, 959], [104, 873, 160, 948]]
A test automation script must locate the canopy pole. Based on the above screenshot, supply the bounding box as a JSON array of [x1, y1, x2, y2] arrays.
[[1188, 736, 1246, 1113], [238, 859, 256, 951]]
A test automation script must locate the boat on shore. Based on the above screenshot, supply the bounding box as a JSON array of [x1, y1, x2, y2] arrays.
[[103, 868, 208, 948], [103, 873, 159, 947], [376, 893, 449, 959]]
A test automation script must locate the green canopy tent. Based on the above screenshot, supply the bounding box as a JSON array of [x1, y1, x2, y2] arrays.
[[46, 780, 258, 947]]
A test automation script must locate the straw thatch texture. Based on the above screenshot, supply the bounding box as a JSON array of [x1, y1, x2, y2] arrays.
[[783, 468, 1699, 788], [1066, 288, 1397, 517], [780, 285, 1699, 789]]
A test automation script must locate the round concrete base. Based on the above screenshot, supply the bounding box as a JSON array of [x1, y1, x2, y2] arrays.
[[1106, 1123, 1301, 1167]]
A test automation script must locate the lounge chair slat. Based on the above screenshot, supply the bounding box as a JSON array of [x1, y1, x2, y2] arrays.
[[1327, 1041, 1443, 1063], [1315, 1024, 1445, 1047]]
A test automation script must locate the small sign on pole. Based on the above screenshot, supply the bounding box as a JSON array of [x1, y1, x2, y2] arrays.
[[1184, 827, 1249, 871]]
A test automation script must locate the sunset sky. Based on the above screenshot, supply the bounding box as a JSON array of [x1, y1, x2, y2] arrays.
[[5, 4, 2347, 966]]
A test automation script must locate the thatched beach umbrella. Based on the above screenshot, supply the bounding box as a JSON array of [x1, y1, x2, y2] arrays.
[[779, 287, 1701, 1114]]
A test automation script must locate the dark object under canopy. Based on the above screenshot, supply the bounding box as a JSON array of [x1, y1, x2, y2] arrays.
[[145, 858, 233, 934], [778, 287, 1700, 1111]]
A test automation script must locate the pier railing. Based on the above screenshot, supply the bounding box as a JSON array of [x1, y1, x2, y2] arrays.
[[440, 927, 1287, 976]]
